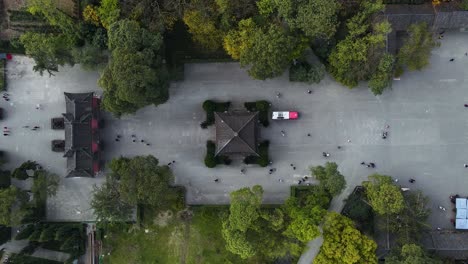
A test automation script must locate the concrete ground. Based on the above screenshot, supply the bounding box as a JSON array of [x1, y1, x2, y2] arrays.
[[1, 31, 468, 233]]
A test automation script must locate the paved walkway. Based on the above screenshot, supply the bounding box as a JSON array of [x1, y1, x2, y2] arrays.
[[1, 240, 70, 262], [2, 30, 468, 263]]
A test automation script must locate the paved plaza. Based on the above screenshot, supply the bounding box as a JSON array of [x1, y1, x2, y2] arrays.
[[1, 31, 468, 227]]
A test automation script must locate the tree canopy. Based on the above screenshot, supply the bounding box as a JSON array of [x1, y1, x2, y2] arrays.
[[328, 0, 390, 88], [90, 176, 133, 222], [224, 19, 301, 80], [99, 19, 170, 115], [311, 162, 346, 196], [31, 170, 60, 202], [0, 186, 29, 226], [109, 155, 173, 206], [386, 244, 442, 264], [396, 22, 438, 73], [369, 53, 395, 95], [228, 185, 263, 232], [315, 212, 377, 264], [363, 174, 405, 215]]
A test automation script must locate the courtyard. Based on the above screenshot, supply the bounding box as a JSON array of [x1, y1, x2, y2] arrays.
[[1, 31, 468, 228]]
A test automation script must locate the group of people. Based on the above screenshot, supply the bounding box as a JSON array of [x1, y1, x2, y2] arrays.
[[360, 162, 375, 168], [114, 134, 151, 146], [2, 93, 10, 102]]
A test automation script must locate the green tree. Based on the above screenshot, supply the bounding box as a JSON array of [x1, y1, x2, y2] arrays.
[[328, 0, 389, 88], [31, 170, 60, 202], [98, 0, 120, 29], [228, 185, 263, 232], [363, 174, 404, 215], [20, 33, 75, 76], [71, 43, 108, 71], [99, 19, 169, 115], [110, 155, 173, 206], [311, 162, 346, 196], [221, 220, 256, 259], [397, 22, 438, 73], [283, 208, 322, 242], [183, 9, 224, 51], [293, 0, 340, 39], [386, 244, 442, 264], [315, 212, 377, 264], [90, 176, 133, 222], [243, 25, 299, 80], [0, 186, 29, 226], [369, 53, 395, 95], [388, 191, 431, 245]]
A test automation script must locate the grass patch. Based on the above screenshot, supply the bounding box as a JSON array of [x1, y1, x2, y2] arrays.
[[104, 206, 254, 264], [244, 100, 270, 127]]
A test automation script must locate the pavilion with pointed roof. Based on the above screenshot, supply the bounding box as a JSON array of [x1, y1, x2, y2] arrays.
[[63, 92, 101, 178], [214, 111, 259, 157]]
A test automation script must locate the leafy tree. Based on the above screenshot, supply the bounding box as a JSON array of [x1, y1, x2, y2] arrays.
[[311, 162, 346, 196], [0, 186, 30, 226], [99, 19, 169, 115], [20, 33, 75, 76], [328, 1, 389, 88], [386, 244, 442, 264], [397, 22, 438, 73], [31, 170, 60, 202], [225, 19, 300, 80], [98, 0, 120, 29], [228, 185, 263, 232], [315, 212, 377, 264], [369, 53, 395, 95], [90, 176, 133, 222], [283, 208, 322, 243], [221, 220, 256, 259], [111, 155, 173, 206], [363, 174, 404, 215], [183, 10, 224, 51], [293, 0, 340, 39], [388, 191, 431, 245], [71, 43, 108, 71], [83, 5, 100, 26]]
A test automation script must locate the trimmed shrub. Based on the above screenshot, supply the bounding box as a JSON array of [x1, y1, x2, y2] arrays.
[[243, 141, 269, 167], [0, 170, 11, 189], [15, 225, 35, 240], [204, 141, 217, 168], [0, 225, 11, 244], [244, 100, 270, 127], [202, 100, 231, 127]]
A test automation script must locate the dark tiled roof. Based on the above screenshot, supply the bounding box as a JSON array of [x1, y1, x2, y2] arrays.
[[63, 92, 99, 178], [215, 112, 259, 157]]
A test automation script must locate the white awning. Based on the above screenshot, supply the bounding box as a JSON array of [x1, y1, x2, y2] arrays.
[[456, 219, 468, 229], [456, 198, 467, 209], [457, 208, 467, 219]]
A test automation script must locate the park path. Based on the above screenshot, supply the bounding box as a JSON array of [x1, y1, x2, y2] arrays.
[[297, 193, 346, 264], [1, 240, 70, 262]]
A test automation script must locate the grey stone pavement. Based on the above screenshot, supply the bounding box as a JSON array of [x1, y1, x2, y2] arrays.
[[1, 240, 70, 262], [1, 30, 468, 262]]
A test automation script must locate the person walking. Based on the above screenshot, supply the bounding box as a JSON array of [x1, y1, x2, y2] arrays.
[[409, 179, 415, 183]]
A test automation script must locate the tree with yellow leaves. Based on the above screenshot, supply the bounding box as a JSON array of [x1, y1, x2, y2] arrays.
[[315, 212, 377, 264]]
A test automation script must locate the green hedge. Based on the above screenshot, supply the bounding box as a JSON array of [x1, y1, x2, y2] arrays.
[[0, 170, 11, 189], [244, 100, 270, 127], [0, 39, 25, 54], [243, 141, 269, 167], [7, 253, 64, 264], [0, 225, 11, 244], [201, 100, 230, 128], [289, 61, 325, 84], [8, 10, 46, 22], [204, 141, 231, 168]]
